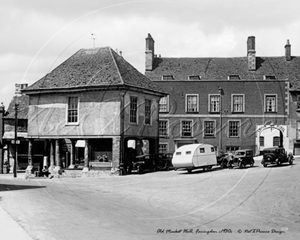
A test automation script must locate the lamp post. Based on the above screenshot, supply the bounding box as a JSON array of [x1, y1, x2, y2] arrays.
[[14, 99, 19, 178], [218, 86, 223, 153]]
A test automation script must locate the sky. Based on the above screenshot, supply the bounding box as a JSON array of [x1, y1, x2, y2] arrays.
[[1, 0, 300, 107]]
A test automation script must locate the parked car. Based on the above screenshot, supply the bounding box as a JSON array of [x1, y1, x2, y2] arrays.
[[228, 149, 254, 169], [154, 153, 173, 171], [131, 154, 157, 174], [217, 152, 234, 168], [261, 147, 293, 167]]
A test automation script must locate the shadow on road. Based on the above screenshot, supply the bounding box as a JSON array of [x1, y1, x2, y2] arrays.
[[263, 163, 295, 168], [0, 184, 46, 192]]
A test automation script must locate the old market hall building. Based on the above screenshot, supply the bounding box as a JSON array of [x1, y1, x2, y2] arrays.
[[145, 34, 300, 155], [18, 47, 166, 173]]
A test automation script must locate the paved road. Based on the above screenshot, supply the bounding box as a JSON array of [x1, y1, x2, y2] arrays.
[[0, 158, 299, 240]]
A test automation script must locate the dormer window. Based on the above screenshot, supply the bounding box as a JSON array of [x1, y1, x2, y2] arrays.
[[162, 75, 174, 80], [188, 75, 201, 80], [227, 75, 240, 80], [264, 75, 276, 80]]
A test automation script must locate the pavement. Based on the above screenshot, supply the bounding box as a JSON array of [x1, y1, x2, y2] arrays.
[[0, 176, 33, 240]]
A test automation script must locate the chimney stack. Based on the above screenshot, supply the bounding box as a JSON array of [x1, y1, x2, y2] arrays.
[[247, 36, 256, 71], [285, 39, 291, 61], [145, 33, 155, 71]]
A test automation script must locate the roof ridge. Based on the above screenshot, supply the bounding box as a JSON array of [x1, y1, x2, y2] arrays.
[[109, 47, 124, 84]]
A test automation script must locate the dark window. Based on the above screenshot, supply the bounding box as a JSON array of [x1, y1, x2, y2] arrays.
[[159, 120, 168, 137], [204, 121, 215, 137], [68, 97, 78, 123], [273, 136, 280, 146], [264, 75, 276, 80], [260, 136, 264, 146], [229, 121, 240, 137], [181, 120, 192, 137], [130, 96, 138, 123], [188, 75, 201, 80], [162, 75, 174, 80], [297, 95, 300, 110], [228, 75, 241, 80], [145, 99, 151, 124], [159, 144, 168, 153]]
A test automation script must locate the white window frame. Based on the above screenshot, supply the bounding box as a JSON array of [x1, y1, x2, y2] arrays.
[[181, 119, 193, 137], [208, 94, 220, 113], [264, 94, 277, 113], [129, 96, 138, 124], [159, 120, 169, 137], [159, 96, 169, 113], [228, 120, 241, 138], [185, 94, 199, 113], [231, 94, 245, 113], [66, 96, 79, 125], [203, 120, 216, 137]]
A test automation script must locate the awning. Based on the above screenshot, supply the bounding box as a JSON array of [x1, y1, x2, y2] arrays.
[[75, 140, 86, 148], [2, 131, 28, 139]]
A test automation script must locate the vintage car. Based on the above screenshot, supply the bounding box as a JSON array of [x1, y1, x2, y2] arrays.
[[131, 154, 157, 174], [154, 153, 173, 171], [228, 149, 254, 168], [261, 147, 294, 167], [217, 152, 234, 168]]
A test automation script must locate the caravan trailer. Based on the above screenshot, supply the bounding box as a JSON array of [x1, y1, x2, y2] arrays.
[[172, 144, 217, 173]]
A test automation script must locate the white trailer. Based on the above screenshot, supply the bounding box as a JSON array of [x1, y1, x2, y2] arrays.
[[172, 144, 217, 173]]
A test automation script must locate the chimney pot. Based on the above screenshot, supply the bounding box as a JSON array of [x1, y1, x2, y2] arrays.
[[285, 39, 291, 61], [247, 36, 256, 71]]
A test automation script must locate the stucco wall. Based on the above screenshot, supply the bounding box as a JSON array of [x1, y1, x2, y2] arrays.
[[28, 91, 121, 137], [123, 91, 160, 138]]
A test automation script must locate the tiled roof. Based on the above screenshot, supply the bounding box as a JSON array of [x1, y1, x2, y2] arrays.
[[145, 56, 300, 90], [24, 47, 166, 95], [4, 95, 29, 119]]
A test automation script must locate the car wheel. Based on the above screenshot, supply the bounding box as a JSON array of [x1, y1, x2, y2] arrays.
[[250, 159, 254, 167], [263, 163, 268, 168], [276, 159, 281, 166], [239, 161, 244, 169]]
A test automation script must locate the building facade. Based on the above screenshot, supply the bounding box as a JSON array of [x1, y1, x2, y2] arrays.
[[144, 34, 299, 155], [22, 47, 166, 173]]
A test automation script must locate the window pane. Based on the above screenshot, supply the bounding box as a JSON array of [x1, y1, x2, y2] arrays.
[[159, 121, 168, 136], [68, 97, 78, 123], [159, 97, 168, 112], [204, 121, 215, 137], [266, 95, 276, 112], [187, 95, 198, 112], [182, 121, 192, 136], [229, 121, 239, 137], [130, 96, 137, 123], [210, 95, 220, 112], [233, 95, 243, 112], [145, 99, 151, 124]]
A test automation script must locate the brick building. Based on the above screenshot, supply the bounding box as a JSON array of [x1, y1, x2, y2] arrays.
[[22, 47, 166, 173], [144, 34, 300, 155]]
